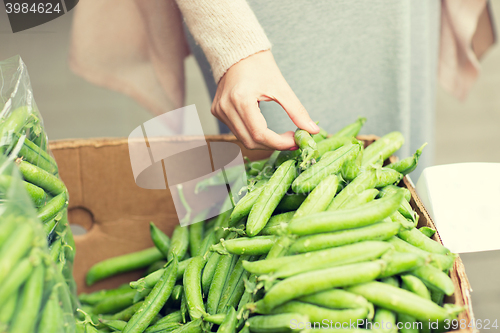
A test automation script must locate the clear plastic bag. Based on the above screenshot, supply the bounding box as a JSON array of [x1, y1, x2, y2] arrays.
[[0, 155, 76, 332], [0, 55, 78, 317]]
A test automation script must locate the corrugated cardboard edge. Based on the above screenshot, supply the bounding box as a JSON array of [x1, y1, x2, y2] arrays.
[[49, 135, 475, 332]]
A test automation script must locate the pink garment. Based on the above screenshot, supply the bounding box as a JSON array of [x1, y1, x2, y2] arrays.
[[69, 0, 496, 123]]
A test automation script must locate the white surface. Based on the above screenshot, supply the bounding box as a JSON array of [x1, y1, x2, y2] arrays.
[[416, 163, 500, 253]]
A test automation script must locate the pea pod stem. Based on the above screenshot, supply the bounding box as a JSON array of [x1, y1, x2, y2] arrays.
[[294, 129, 319, 169]]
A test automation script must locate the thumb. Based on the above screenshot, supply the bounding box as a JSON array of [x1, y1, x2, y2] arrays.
[[274, 86, 319, 134]]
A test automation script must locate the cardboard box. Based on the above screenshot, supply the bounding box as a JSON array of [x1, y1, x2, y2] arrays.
[[49, 135, 475, 333]]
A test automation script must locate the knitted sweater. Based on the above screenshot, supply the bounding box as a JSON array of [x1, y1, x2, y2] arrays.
[[69, 0, 495, 118]]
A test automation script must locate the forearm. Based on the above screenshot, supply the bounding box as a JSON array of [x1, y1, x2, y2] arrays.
[[174, 0, 271, 82]]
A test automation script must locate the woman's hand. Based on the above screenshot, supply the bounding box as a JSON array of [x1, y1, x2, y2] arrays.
[[211, 50, 319, 150]]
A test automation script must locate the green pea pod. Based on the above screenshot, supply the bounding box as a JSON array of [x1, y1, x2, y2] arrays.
[[378, 252, 426, 278], [266, 235, 293, 259], [229, 181, 268, 225], [341, 144, 363, 181], [201, 251, 221, 295], [275, 130, 326, 167], [292, 174, 339, 220], [327, 168, 378, 210], [390, 211, 414, 230], [374, 168, 403, 188], [199, 230, 217, 258], [331, 117, 366, 138], [123, 258, 178, 333], [130, 258, 191, 290], [217, 307, 237, 333], [386, 237, 455, 271], [419, 227, 436, 238], [255, 260, 384, 312], [0, 175, 47, 207], [0, 218, 17, 246], [111, 302, 144, 321], [10, 263, 45, 333], [217, 255, 253, 313], [0, 292, 17, 329], [259, 211, 295, 236], [37, 191, 67, 223], [0, 256, 34, 305], [204, 313, 226, 325], [145, 321, 182, 333], [207, 253, 235, 315], [183, 256, 207, 319], [17, 160, 67, 195], [247, 160, 297, 237], [212, 236, 276, 256], [86, 247, 164, 286], [292, 144, 360, 193], [289, 221, 400, 253], [299, 289, 373, 314], [362, 131, 405, 167], [92, 290, 136, 314], [316, 136, 357, 157], [190, 221, 205, 257], [170, 285, 183, 304], [373, 307, 397, 333], [79, 285, 133, 305], [274, 193, 307, 214], [167, 225, 190, 261], [294, 129, 319, 169], [43, 215, 61, 236], [247, 313, 309, 333], [401, 274, 431, 300], [387, 143, 427, 175], [289, 190, 404, 235], [38, 286, 65, 333], [246, 158, 268, 176], [346, 281, 460, 321], [398, 313, 420, 333], [148, 310, 182, 329], [411, 265, 455, 296], [146, 260, 167, 275], [0, 223, 34, 286], [14, 134, 58, 174], [170, 318, 203, 333], [101, 320, 127, 331], [379, 185, 416, 221], [340, 188, 379, 210], [271, 300, 368, 324], [0, 106, 30, 154], [398, 228, 450, 255], [150, 222, 170, 258], [272, 241, 392, 279]]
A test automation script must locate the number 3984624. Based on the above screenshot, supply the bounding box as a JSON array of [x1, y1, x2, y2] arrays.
[[5, 2, 62, 14]]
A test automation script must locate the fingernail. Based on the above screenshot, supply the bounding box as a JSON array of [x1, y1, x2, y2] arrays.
[[289, 146, 298, 151], [309, 121, 320, 132]]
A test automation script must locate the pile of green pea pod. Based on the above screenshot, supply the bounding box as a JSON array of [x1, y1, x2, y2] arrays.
[[0, 105, 79, 313], [0, 154, 77, 333], [81, 118, 461, 333]]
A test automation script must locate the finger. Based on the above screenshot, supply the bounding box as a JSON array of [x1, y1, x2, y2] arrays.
[[235, 100, 296, 150], [273, 86, 319, 134], [219, 104, 268, 150]]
